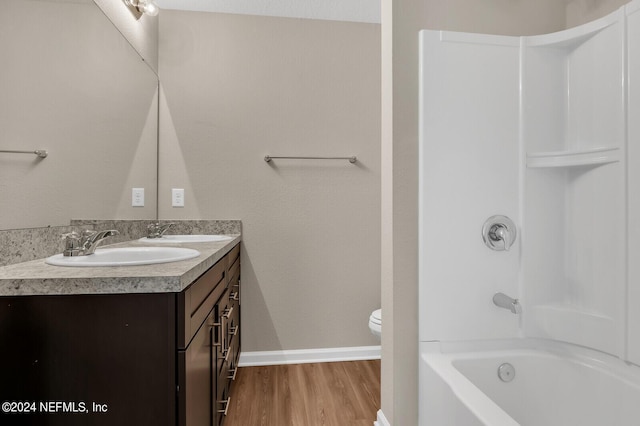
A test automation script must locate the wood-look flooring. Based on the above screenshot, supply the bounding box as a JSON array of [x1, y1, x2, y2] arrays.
[[224, 360, 381, 426]]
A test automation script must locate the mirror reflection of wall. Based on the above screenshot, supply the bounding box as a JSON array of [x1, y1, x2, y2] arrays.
[[0, 0, 158, 230]]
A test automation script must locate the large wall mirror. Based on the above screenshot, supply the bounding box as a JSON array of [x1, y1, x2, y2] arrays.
[[0, 0, 158, 230]]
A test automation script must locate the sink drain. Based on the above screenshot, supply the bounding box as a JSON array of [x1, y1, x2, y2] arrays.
[[497, 363, 515, 382]]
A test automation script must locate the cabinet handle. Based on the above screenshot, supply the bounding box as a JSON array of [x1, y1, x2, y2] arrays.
[[214, 307, 233, 354], [228, 367, 238, 381], [210, 321, 222, 347], [221, 315, 226, 351], [229, 325, 239, 336], [217, 397, 231, 416], [230, 291, 239, 301], [223, 306, 234, 319]]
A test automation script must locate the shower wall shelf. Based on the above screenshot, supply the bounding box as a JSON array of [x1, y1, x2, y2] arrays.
[[526, 146, 620, 168]]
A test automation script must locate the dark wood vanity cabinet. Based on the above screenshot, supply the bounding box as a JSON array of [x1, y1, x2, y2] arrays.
[[0, 242, 240, 426], [178, 242, 241, 426]]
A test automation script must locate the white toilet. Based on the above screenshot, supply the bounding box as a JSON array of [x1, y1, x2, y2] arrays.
[[368, 309, 382, 339]]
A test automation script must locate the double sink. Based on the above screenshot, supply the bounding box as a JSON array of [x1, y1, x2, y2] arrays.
[[45, 235, 234, 267]]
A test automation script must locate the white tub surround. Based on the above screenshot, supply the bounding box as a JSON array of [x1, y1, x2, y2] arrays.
[[419, 29, 521, 344], [419, 1, 640, 424]]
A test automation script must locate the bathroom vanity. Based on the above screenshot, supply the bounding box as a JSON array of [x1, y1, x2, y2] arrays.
[[0, 236, 241, 426]]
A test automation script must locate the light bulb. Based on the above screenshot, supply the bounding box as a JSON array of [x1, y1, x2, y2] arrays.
[[143, 1, 159, 16]]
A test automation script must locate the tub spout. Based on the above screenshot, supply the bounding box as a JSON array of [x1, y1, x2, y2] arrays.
[[493, 292, 521, 314]]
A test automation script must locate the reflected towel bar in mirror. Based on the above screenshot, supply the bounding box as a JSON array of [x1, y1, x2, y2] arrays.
[[264, 155, 357, 164], [0, 149, 48, 158]]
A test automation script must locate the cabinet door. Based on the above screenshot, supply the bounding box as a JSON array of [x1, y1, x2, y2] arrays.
[[0, 293, 176, 426], [180, 312, 213, 426]]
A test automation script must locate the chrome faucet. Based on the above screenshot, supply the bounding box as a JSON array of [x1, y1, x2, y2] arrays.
[[62, 229, 119, 256], [493, 292, 522, 314], [146, 222, 175, 239]]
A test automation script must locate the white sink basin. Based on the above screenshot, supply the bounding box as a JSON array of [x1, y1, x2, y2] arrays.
[[138, 235, 234, 244], [45, 247, 201, 267]]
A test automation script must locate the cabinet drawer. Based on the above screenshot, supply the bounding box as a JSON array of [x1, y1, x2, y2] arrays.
[[228, 322, 240, 378], [228, 268, 240, 305], [226, 244, 240, 282], [228, 259, 240, 287], [228, 297, 240, 346], [228, 245, 240, 308], [178, 259, 226, 349], [215, 380, 230, 426], [215, 326, 238, 426], [215, 314, 232, 426], [214, 290, 231, 374]]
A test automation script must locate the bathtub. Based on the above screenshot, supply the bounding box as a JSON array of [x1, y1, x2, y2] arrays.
[[419, 340, 640, 426]]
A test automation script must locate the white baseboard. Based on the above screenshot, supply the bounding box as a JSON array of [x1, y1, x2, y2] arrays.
[[238, 345, 381, 367], [374, 409, 390, 426]]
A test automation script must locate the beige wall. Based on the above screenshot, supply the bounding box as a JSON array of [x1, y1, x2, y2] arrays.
[[566, 0, 632, 27], [422, 0, 566, 35], [158, 11, 381, 351], [381, 0, 567, 424]]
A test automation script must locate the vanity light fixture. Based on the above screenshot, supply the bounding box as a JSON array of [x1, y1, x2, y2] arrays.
[[123, 0, 159, 19]]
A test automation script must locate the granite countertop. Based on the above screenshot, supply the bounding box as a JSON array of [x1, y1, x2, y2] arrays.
[[0, 235, 241, 296]]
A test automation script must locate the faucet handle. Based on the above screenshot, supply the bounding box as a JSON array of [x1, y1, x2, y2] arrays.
[[482, 215, 517, 251], [147, 222, 161, 238], [147, 222, 174, 238], [61, 231, 80, 241], [494, 225, 511, 251], [61, 231, 82, 256]]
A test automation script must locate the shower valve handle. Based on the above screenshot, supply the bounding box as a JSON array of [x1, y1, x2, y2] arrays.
[[482, 215, 517, 251]]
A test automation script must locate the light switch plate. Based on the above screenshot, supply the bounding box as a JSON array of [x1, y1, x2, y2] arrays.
[[132, 188, 144, 207], [172, 188, 185, 207]]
